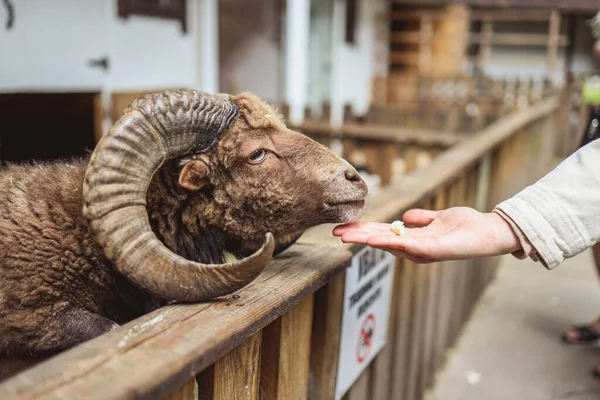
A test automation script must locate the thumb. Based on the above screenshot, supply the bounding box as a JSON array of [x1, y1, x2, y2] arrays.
[[402, 209, 439, 227]]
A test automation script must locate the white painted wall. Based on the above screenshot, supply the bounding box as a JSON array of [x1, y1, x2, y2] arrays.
[[105, 1, 195, 91], [308, 0, 334, 116], [218, 0, 283, 103], [330, 0, 386, 118], [0, 0, 107, 91], [0, 0, 195, 92]]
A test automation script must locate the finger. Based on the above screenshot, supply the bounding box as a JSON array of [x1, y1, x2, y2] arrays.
[[402, 209, 440, 227], [333, 221, 394, 236], [364, 234, 433, 257], [339, 231, 375, 244], [369, 245, 436, 264]]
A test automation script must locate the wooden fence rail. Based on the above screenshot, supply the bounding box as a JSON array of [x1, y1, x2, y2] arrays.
[[0, 97, 560, 400]]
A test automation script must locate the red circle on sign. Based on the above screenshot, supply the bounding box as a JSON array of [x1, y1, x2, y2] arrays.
[[357, 314, 376, 363]]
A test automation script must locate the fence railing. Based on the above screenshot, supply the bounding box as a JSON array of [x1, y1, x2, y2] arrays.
[[0, 96, 561, 400]]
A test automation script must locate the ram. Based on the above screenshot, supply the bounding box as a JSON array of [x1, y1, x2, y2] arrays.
[[0, 90, 367, 380]]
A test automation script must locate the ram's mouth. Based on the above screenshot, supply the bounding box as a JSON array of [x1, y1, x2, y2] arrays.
[[322, 199, 366, 224], [325, 199, 366, 208]]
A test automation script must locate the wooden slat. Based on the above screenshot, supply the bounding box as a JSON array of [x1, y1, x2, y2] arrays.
[[390, 10, 446, 22], [93, 93, 104, 144], [390, 261, 414, 400], [346, 370, 370, 400], [414, 200, 435, 398], [419, 14, 433, 75], [470, 33, 569, 47], [260, 295, 314, 400], [163, 378, 197, 400], [390, 51, 421, 66], [403, 145, 420, 174], [477, 19, 493, 70], [405, 258, 428, 400], [470, 10, 552, 22], [197, 332, 262, 400], [370, 257, 403, 400], [309, 274, 345, 400], [547, 10, 561, 78], [430, 190, 449, 377]]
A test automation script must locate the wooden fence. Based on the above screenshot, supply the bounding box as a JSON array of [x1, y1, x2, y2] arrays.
[[0, 96, 562, 400]]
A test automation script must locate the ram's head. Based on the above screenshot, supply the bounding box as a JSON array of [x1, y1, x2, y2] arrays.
[[83, 90, 367, 302]]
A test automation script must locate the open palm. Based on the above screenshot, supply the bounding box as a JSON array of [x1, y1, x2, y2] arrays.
[[333, 207, 521, 263]]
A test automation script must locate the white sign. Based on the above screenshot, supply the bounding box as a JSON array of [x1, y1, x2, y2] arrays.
[[335, 246, 395, 400]]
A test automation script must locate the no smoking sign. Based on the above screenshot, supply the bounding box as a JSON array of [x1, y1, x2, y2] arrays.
[[335, 247, 395, 400], [357, 314, 375, 363]]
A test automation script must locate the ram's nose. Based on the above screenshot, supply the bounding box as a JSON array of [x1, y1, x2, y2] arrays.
[[342, 163, 368, 195]]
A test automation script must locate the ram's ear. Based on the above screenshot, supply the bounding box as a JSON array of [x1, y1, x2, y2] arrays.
[[179, 160, 209, 191]]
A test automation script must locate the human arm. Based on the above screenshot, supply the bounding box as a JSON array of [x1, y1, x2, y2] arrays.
[[334, 140, 600, 268]]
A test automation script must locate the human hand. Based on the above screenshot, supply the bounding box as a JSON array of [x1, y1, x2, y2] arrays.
[[332, 207, 521, 263]]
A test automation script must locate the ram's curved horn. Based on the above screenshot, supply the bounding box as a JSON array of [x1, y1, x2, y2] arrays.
[[82, 90, 274, 302]]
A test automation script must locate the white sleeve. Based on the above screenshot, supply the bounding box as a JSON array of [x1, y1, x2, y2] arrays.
[[493, 139, 600, 269]]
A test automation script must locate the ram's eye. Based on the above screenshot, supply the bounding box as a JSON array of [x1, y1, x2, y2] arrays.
[[248, 149, 267, 164]]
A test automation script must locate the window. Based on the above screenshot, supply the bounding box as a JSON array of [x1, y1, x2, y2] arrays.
[[117, 0, 187, 33]]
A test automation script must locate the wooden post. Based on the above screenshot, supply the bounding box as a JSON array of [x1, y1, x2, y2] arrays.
[[547, 10, 560, 84], [418, 199, 440, 395], [405, 258, 429, 400], [370, 258, 403, 400], [309, 274, 345, 400], [431, 189, 449, 376], [478, 17, 493, 73], [164, 378, 197, 400], [403, 145, 420, 174], [390, 261, 414, 400], [419, 14, 433, 76], [197, 333, 262, 400], [260, 295, 314, 400]]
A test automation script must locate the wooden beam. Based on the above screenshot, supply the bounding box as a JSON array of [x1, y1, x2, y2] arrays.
[[260, 295, 314, 400], [419, 14, 434, 75], [390, 10, 446, 21], [477, 18, 493, 71], [470, 10, 552, 22], [547, 10, 561, 81], [197, 332, 262, 400], [308, 274, 345, 400], [292, 121, 464, 147], [470, 33, 570, 47]]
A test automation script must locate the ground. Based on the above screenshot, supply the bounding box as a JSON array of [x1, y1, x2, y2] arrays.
[[429, 250, 600, 400]]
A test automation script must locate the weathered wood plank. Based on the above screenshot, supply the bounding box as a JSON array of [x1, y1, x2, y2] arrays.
[[346, 369, 370, 400], [163, 378, 197, 400], [309, 274, 346, 400], [390, 260, 413, 400], [198, 332, 262, 400], [370, 257, 402, 400], [260, 295, 314, 400]]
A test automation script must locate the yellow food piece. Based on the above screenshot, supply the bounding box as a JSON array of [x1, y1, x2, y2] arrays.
[[390, 220, 405, 236]]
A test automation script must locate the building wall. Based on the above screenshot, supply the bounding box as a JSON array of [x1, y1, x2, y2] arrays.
[[331, 0, 388, 117], [218, 0, 283, 103], [0, 0, 195, 92]]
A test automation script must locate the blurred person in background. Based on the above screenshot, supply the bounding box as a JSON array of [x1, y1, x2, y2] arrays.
[[335, 11, 600, 377], [561, 11, 600, 351]]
